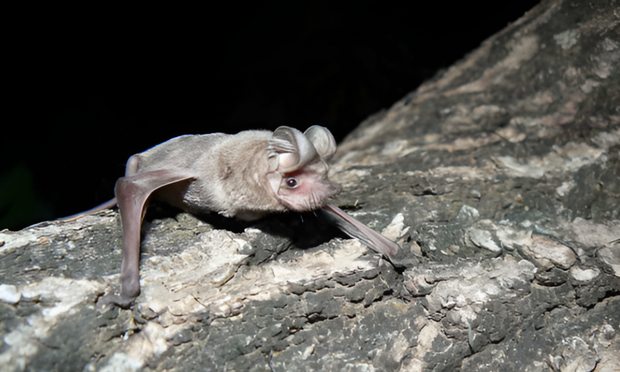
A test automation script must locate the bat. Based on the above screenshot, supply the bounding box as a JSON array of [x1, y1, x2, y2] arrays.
[[68, 126, 399, 306]]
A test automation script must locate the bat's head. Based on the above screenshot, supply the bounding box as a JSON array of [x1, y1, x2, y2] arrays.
[[267, 126, 341, 211]]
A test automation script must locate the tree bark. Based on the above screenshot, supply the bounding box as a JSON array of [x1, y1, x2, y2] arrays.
[[1, 0, 619, 371]]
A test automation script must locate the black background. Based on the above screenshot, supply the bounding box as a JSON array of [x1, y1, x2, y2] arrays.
[[2, 2, 540, 230]]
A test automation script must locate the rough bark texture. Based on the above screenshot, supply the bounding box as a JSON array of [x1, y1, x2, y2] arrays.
[[1, 0, 619, 371]]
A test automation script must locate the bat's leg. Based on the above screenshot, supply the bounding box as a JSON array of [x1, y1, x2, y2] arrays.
[[24, 198, 118, 229], [57, 198, 119, 222], [115, 169, 195, 302], [322, 204, 400, 259]]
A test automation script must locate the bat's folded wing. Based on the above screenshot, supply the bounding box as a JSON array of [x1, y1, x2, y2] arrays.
[[321, 204, 400, 260], [115, 169, 196, 302]]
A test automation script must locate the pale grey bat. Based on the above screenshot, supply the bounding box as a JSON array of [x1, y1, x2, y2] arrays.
[[70, 126, 399, 306]]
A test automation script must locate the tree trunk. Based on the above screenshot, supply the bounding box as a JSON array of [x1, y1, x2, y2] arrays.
[[1, 0, 619, 371]]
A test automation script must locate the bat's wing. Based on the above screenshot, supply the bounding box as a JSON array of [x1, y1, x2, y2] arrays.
[[322, 204, 400, 259], [115, 169, 195, 302]]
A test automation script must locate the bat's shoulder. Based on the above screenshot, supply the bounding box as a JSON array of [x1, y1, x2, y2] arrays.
[[133, 130, 274, 168], [125, 133, 228, 173]]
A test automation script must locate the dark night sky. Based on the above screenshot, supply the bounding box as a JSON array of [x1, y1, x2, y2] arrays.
[[2, 2, 540, 230]]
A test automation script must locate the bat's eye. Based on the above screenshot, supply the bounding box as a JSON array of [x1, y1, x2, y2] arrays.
[[285, 177, 299, 188]]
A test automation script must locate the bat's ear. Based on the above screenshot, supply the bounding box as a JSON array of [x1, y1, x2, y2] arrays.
[[304, 126, 336, 161], [269, 126, 319, 172]]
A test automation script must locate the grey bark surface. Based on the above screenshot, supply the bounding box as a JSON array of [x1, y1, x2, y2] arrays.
[[1, 0, 619, 371]]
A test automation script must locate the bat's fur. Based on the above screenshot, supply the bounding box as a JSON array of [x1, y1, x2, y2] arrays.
[[132, 131, 339, 221]]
